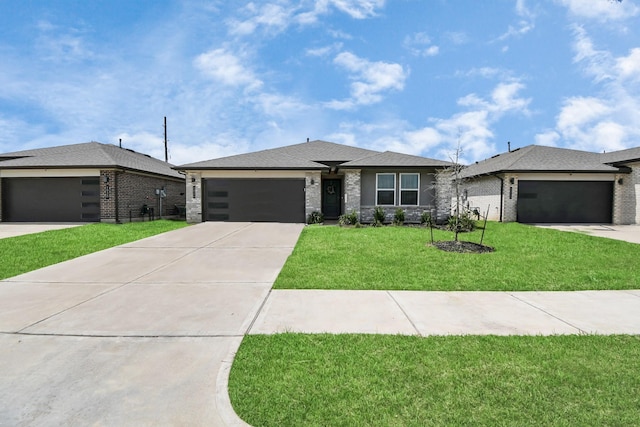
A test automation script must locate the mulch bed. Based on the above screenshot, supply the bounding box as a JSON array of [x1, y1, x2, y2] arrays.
[[432, 240, 495, 253]]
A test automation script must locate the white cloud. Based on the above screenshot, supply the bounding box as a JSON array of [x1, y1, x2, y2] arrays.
[[616, 47, 640, 81], [556, 0, 639, 21], [497, 0, 536, 41], [328, 80, 531, 163], [35, 19, 95, 62], [403, 32, 439, 57], [537, 27, 640, 152], [326, 51, 407, 109], [194, 48, 262, 91], [305, 43, 343, 57], [228, 0, 385, 36]]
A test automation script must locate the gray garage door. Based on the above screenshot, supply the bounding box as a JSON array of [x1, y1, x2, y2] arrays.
[[2, 177, 100, 222], [203, 178, 305, 223], [517, 181, 613, 223]]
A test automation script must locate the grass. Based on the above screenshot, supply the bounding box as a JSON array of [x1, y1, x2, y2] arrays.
[[230, 334, 640, 427], [274, 222, 640, 291], [0, 220, 188, 280]]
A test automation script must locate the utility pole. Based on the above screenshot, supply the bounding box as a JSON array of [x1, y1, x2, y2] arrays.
[[164, 116, 168, 162]]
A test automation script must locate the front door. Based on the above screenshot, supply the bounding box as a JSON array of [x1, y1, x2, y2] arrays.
[[322, 179, 342, 219]]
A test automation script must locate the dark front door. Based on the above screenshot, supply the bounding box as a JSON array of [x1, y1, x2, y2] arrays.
[[322, 179, 341, 219]]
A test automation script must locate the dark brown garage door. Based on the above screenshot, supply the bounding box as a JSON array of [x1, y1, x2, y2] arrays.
[[517, 181, 613, 223], [203, 178, 305, 223], [2, 177, 100, 222]]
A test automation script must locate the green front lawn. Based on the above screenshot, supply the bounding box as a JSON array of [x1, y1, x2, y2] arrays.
[[274, 222, 640, 291], [0, 220, 188, 280], [230, 334, 640, 427]]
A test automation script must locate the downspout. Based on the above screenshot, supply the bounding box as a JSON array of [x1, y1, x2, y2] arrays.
[[494, 174, 503, 222], [114, 171, 120, 223]]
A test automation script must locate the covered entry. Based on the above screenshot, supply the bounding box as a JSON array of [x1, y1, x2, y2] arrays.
[[2, 177, 100, 222], [203, 178, 305, 223], [517, 180, 613, 223]]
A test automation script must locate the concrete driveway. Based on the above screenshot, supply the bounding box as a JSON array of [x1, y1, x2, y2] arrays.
[[0, 222, 303, 426], [0, 223, 84, 239], [536, 224, 640, 244]]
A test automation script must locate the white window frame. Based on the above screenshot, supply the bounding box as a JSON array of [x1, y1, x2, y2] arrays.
[[376, 173, 396, 205], [400, 173, 420, 206]]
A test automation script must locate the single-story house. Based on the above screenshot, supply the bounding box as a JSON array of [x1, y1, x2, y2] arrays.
[[176, 139, 453, 224], [460, 144, 640, 224], [0, 142, 185, 222]]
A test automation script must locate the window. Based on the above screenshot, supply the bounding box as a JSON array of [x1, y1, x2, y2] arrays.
[[376, 173, 395, 205], [400, 173, 419, 205]]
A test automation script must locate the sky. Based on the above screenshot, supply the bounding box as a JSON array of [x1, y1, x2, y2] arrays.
[[1, 0, 639, 166]]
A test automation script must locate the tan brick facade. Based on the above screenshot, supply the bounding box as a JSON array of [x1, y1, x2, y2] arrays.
[[613, 164, 639, 225]]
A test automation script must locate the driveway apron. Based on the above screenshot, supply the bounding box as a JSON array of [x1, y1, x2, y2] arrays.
[[0, 222, 303, 426]]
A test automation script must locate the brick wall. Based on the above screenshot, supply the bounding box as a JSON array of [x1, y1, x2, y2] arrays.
[[435, 169, 453, 223], [461, 176, 504, 221], [100, 170, 185, 223], [613, 165, 639, 224]]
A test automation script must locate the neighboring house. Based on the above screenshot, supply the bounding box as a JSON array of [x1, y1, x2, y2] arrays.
[[459, 144, 640, 224], [0, 142, 185, 222], [175, 140, 452, 224]]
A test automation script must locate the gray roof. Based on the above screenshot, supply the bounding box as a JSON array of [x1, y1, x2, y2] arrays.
[[461, 145, 621, 178], [178, 140, 379, 170], [601, 147, 640, 165], [341, 151, 452, 168], [0, 142, 183, 179]]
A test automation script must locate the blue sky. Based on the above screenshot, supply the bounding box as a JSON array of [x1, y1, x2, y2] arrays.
[[1, 0, 639, 165]]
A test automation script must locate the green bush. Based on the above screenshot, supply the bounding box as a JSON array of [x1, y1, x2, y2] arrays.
[[420, 211, 434, 227], [372, 206, 386, 227], [307, 211, 324, 225], [338, 210, 359, 226], [446, 210, 476, 233], [393, 208, 405, 225]]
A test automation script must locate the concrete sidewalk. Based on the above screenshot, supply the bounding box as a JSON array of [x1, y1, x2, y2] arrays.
[[250, 289, 640, 336], [0, 222, 303, 426]]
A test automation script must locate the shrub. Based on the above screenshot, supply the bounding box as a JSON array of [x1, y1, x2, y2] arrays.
[[306, 211, 324, 225], [420, 211, 434, 227], [338, 210, 359, 226], [446, 209, 476, 233], [372, 206, 386, 227], [393, 208, 405, 226]]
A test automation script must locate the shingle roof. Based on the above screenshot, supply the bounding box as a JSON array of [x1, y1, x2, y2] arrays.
[[178, 140, 381, 170], [461, 145, 620, 178], [0, 142, 183, 179], [341, 151, 453, 168], [601, 147, 640, 165]]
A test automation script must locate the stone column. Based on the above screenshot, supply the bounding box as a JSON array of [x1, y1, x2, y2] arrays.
[[343, 169, 361, 219], [186, 172, 203, 223], [305, 172, 322, 219]]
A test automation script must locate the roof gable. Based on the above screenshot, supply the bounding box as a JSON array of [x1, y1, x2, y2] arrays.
[[178, 140, 379, 170], [0, 142, 183, 179]]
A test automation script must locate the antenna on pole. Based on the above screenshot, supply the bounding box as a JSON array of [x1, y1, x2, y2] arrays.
[[163, 116, 168, 162]]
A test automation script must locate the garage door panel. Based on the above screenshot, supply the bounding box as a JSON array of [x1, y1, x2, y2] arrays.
[[204, 179, 304, 223], [517, 181, 612, 223], [2, 178, 100, 222]]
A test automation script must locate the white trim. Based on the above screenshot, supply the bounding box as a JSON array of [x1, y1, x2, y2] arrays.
[[376, 172, 396, 205], [0, 169, 100, 178], [399, 172, 420, 206]]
